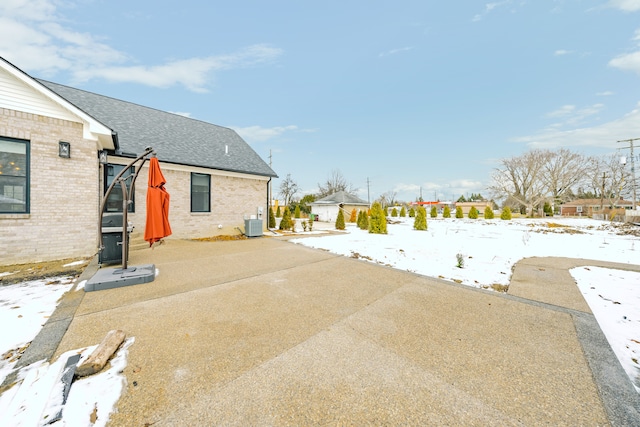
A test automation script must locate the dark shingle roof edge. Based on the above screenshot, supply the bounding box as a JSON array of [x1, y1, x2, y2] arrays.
[[36, 79, 277, 178]]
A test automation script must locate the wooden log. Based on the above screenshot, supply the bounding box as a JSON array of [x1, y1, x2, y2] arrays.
[[76, 330, 126, 377]]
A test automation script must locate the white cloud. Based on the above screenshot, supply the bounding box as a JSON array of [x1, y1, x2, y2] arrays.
[[472, 1, 511, 22], [0, 0, 283, 91], [608, 0, 640, 12], [513, 102, 640, 149], [609, 51, 640, 74], [379, 47, 414, 58], [543, 104, 604, 129], [596, 91, 614, 96], [554, 49, 572, 56], [546, 104, 575, 118], [233, 125, 299, 143]]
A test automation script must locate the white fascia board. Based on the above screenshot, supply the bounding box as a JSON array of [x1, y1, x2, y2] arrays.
[[1, 58, 115, 149]]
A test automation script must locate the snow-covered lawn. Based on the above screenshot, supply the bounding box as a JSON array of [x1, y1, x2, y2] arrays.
[[292, 217, 640, 392]]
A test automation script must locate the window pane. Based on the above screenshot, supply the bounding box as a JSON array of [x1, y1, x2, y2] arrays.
[[105, 164, 135, 212], [0, 138, 28, 213], [191, 173, 210, 212]]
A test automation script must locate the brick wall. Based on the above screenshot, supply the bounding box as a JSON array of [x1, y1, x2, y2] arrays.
[[126, 165, 269, 239], [0, 108, 100, 266], [0, 106, 271, 266]]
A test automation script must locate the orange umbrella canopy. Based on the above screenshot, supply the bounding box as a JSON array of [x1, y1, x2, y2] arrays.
[[144, 157, 172, 246]]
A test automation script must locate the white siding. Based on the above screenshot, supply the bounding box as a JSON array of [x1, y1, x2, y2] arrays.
[[0, 68, 80, 123]]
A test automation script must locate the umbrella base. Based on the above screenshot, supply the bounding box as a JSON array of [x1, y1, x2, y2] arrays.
[[85, 264, 156, 292]]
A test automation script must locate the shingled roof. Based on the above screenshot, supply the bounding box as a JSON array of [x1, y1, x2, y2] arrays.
[[312, 191, 369, 205], [38, 79, 277, 178]]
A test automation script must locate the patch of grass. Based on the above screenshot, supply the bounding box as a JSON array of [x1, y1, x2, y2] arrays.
[[490, 283, 509, 293], [545, 222, 569, 228], [0, 257, 90, 286]]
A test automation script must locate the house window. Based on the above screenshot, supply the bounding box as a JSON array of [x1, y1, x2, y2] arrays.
[[0, 137, 29, 214], [191, 172, 210, 212], [104, 164, 135, 212]]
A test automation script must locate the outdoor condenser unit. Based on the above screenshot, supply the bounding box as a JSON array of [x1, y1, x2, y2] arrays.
[[244, 218, 263, 237]]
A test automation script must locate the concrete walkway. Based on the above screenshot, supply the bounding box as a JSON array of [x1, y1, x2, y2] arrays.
[[46, 236, 640, 426]]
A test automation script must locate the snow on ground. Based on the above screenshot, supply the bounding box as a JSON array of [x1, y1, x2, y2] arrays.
[[0, 272, 132, 426], [0, 277, 76, 386], [0, 217, 637, 426], [292, 217, 640, 391]]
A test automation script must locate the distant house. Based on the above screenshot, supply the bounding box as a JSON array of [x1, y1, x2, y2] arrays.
[[410, 200, 455, 214], [310, 191, 369, 223], [455, 201, 493, 217], [0, 56, 276, 266], [560, 198, 633, 219]]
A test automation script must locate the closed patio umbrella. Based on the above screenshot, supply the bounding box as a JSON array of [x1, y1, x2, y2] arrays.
[[144, 157, 172, 246]]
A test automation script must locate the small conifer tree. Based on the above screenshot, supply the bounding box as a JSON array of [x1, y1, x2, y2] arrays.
[[391, 207, 398, 217], [500, 206, 512, 220], [408, 207, 416, 217], [399, 206, 406, 217], [268, 206, 276, 228], [349, 208, 357, 223], [279, 207, 292, 230], [543, 202, 553, 216], [276, 206, 282, 218], [484, 205, 494, 219], [455, 206, 463, 218], [361, 211, 369, 230], [430, 206, 437, 218], [468, 206, 478, 219], [443, 205, 451, 218], [294, 205, 301, 219], [369, 202, 387, 234], [414, 206, 427, 230], [335, 209, 346, 230]]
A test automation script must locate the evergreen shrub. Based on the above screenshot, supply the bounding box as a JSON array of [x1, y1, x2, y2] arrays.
[[468, 206, 478, 219], [500, 207, 512, 220], [279, 207, 292, 230], [335, 209, 346, 230], [414, 206, 427, 230], [484, 205, 494, 219], [369, 202, 387, 234], [455, 206, 464, 218]]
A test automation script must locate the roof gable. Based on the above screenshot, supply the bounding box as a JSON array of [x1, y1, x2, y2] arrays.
[[38, 80, 276, 178], [313, 191, 369, 205], [0, 57, 115, 149]]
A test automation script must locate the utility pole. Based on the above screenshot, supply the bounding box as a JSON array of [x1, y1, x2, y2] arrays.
[[618, 138, 639, 210], [366, 177, 371, 205], [269, 149, 273, 208], [600, 172, 606, 214]]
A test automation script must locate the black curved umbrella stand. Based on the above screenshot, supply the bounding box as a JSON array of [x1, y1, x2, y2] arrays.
[[85, 147, 156, 292]]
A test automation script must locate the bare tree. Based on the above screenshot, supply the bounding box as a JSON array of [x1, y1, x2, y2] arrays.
[[587, 154, 631, 209], [489, 149, 552, 216], [541, 148, 589, 211], [278, 173, 299, 207], [377, 190, 397, 208], [317, 169, 356, 198]]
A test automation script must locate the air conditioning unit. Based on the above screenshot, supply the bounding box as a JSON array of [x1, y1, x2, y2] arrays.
[[244, 219, 263, 237]]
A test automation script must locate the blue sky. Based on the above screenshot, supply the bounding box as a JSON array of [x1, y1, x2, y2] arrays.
[[2, 1, 640, 202]]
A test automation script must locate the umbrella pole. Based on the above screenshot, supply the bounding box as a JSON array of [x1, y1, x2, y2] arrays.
[[97, 146, 154, 268], [119, 179, 129, 270]]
